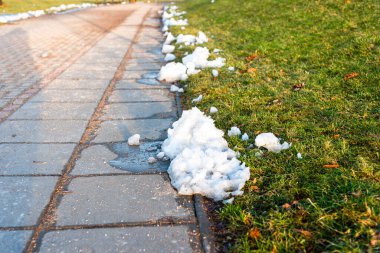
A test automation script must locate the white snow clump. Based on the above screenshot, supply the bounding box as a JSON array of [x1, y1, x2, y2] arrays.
[[128, 134, 140, 146], [162, 45, 175, 54], [212, 69, 219, 77], [255, 133, 291, 153], [210, 107, 218, 114], [182, 47, 225, 69], [164, 53, 176, 62], [158, 62, 188, 83], [242, 133, 249, 141], [162, 107, 250, 201], [192, 95, 203, 103], [228, 127, 241, 137]]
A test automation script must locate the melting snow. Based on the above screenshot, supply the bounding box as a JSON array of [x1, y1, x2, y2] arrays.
[[128, 134, 140, 146], [162, 107, 250, 201], [191, 95, 203, 103], [255, 133, 291, 153], [162, 45, 175, 54], [164, 53, 176, 62], [228, 127, 241, 137], [170, 85, 180, 92], [210, 107, 218, 114], [212, 69, 219, 77], [242, 133, 249, 141], [228, 66, 235, 71], [158, 62, 188, 83], [164, 32, 176, 45], [297, 153, 303, 159], [182, 47, 225, 69], [148, 157, 157, 164]]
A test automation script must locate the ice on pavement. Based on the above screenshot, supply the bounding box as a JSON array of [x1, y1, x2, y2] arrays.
[[210, 107, 218, 114], [158, 62, 188, 83], [128, 134, 140, 146], [162, 107, 250, 201], [255, 133, 291, 153], [191, 95, 203, 103], [228, 127, 241, 137]]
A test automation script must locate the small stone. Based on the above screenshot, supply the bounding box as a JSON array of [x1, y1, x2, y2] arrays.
[[128, 134, 140, 146]]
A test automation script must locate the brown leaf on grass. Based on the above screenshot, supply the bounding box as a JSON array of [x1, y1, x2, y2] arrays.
[[252, 178, 257, 184], [293, 83, 305, 91], [370, 233, 380, 247], [246, 54, 258, 61], [323, 164, 340, 168], [294, 229, 312, 237], [333, 134, 340, 139], [250, 185, 260, 193], [282, 203, 291, 209], [344, 72, 359, 80], [247, 68, 257, 73], [248, 228, 261, 239]]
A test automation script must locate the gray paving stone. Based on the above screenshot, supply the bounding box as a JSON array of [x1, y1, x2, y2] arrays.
[[121, 70, 152, 79], [59, 69, 115, 80], [39, 226, 197, 253], [0, 176, 58, 227], [56, 175, 194, 225], [0, 120, 87, 143], [101, 102, 176, 120], [108, 89, 172, 103], [71, 142, 168, 175], [29, 89, 102, 103], [93, 118, 172, 143], [46, 79, 109, 90], [9, 102, 97, 120], [115, 80, 168, 89], [0, 144, 75, 175], [124, 62, 162, 71], [0, 230, 32, 253]]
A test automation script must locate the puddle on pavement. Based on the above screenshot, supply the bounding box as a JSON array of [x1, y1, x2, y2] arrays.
[[137, 78, 161, 86], [142, 72, 159, 79], [107, 141, 169, 173]]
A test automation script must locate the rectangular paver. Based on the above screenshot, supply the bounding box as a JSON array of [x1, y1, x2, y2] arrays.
[[0, 120, 88, 143], [29, 90, 103, 103], [45, 79, 109, 90], [115, 80, 168, 90], [101, 102, 176, 120], [0, 143, 75, 175], [0, 176, 58, 227], [0, 231, 32, 253], [9, 102, 97, 120], [39, 226, 198, 253], [93, 118, 172, 143], [56, 175, 194, 225], [108, 89, 172, 103]]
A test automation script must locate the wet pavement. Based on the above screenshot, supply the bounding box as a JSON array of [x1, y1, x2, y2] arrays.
[[0, 3, 202, 252]]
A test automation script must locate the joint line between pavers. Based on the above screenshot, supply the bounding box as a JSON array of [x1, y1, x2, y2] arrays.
[[24, 8, 153, 253]]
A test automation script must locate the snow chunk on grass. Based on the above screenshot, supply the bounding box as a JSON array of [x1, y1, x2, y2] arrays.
[[228, 66, 235, 71], [297, 153, 303, 159], [162, 107, 250, 201], [228, 127, 241, 136], [164, 53, 176, 62], [182, 47, 225, 69], [255, 133, 291, 153], [158, 62, 188, 83], [210, 107, 218, 114], [170, 85, 180, 92], [212, 69, 219, 77], [164, 32, 176, 45], [128, 134, 140, 146], [162, 45, 175, 54], [192, 95, 203, 103], [242, 133, 249, 141]]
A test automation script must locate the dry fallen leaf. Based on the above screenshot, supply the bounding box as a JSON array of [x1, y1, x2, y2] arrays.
[[344, 72, 359, 80], [323, 164, 340, 168], [370, 233, 380, 247], [333, 134, 340, 139], [247, 68, 257, 73], [293, 83, 305, 91], [282, 203, 291, 209], [246, 54, 258, 61], [250, 185, 260, 193], [295, 229, 312, 237], [248, 228, 261, 239], [351, 191, 362, 197]]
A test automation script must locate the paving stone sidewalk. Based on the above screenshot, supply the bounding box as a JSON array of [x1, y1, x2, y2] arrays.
[[0, 3, 203, 253]]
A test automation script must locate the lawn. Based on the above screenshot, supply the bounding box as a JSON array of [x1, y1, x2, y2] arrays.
[[0, 0, 121, 14], [170, 0, 380, 252]]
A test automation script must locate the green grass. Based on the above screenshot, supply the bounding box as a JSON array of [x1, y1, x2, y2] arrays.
[[170, 0, 380, 252], [0, 0, 121, 14]]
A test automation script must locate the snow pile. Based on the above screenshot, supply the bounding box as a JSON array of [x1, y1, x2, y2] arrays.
[[0, 3, 96, 23], [158, 62, 188, 83], [162, 45, 175, 54], [254, 133, 291, 153], [128, 134, 140, 146], [162, 6, 188, 32], [162, 107, 250, 201], [176, 31, 208, 46], [182, 47, 225, 69]]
